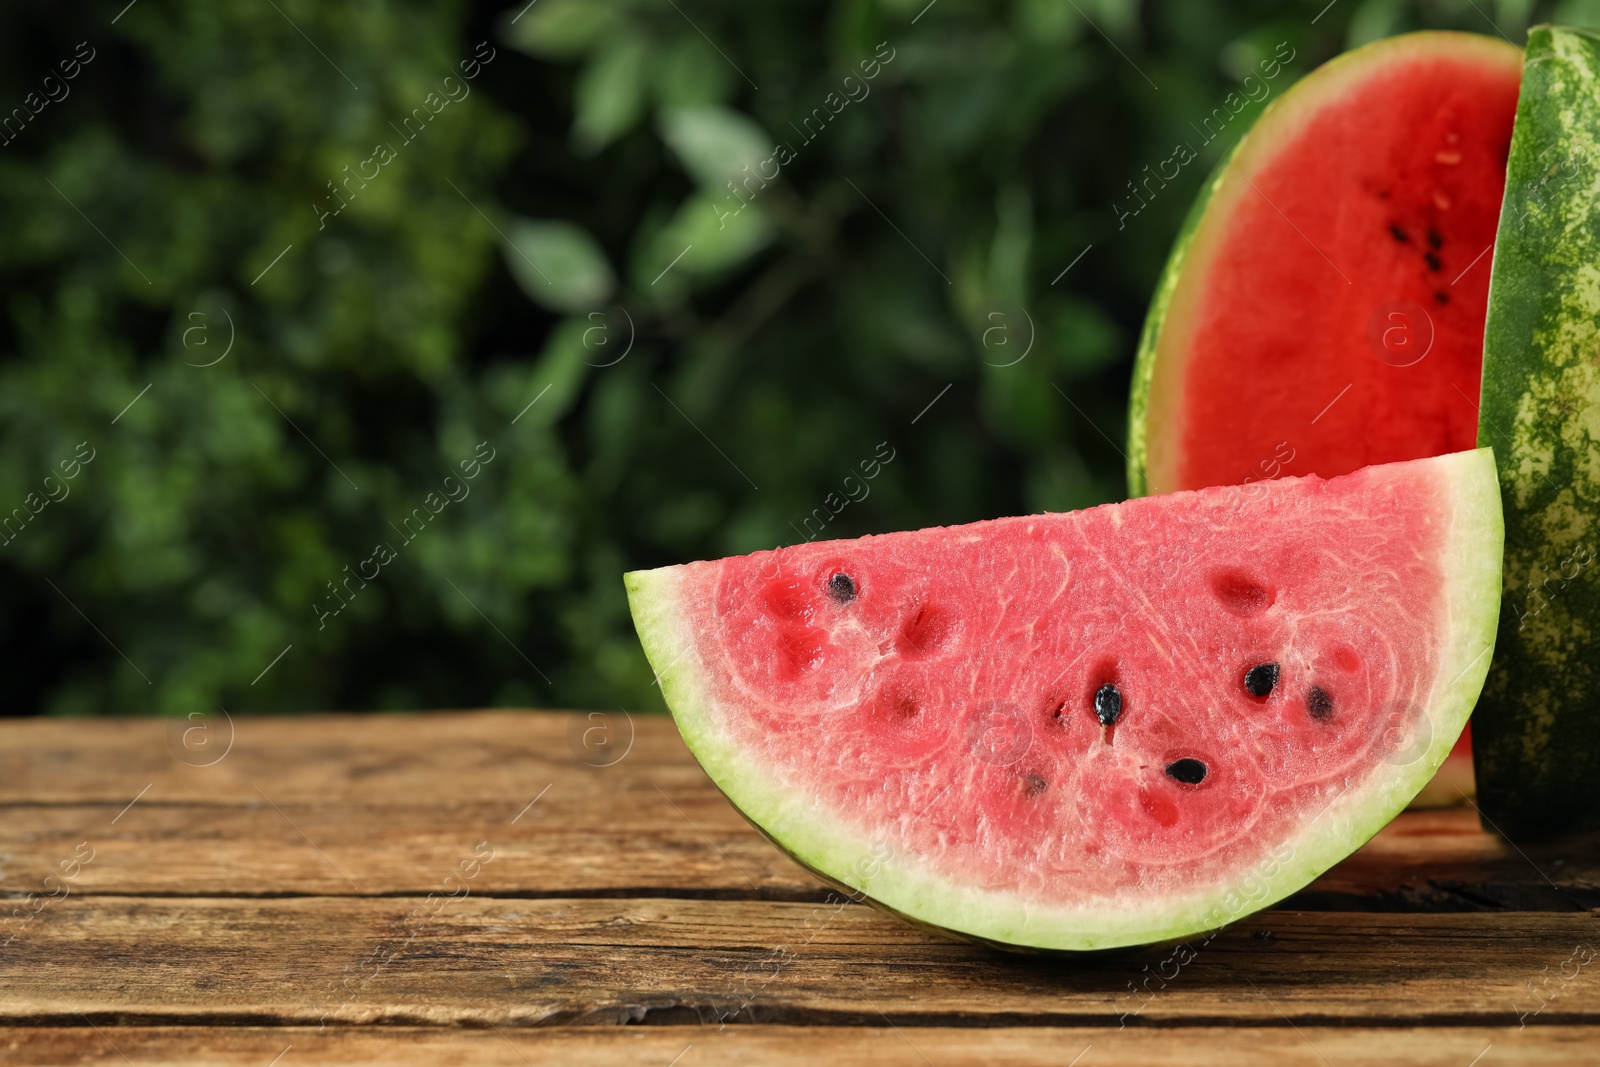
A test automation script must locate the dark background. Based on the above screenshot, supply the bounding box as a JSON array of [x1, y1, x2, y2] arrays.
[[0, 0, 1590, 717]]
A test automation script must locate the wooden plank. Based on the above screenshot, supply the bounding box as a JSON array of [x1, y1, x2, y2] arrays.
[[4, 714, 1594, 1060], [0, 711, 702, 804], [0, 1025, 1590, 1067], [4, 802, 1594, 907], [1, 712, 1595, 906], [0, 797, 824, 899], [0, 710, 827, 898], [2, 897, 1598, 1026]]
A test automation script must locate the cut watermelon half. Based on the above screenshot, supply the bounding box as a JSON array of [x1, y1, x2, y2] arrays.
[[628, 450, 1501, 951], [1127, 31, 1521, 496]]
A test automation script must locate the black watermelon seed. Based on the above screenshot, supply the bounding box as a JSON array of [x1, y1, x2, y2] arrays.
[[1023, 773, 1048, 797], [1389, 224, 1410, 243], [1307, 686, 1334, 721], [1243, 662, 1279, 698], [1093, 683, 1123, 727], [1427, 227, 1443, 250], [1165, 758, 1208, 785], [1434, 290, 1450, 305], [1425, 252, 1443, 272], [827, 572, 856, 603]]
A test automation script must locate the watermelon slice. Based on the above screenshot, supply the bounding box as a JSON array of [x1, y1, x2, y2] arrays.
[[1127, 31, 1522, 496], [1474, 25, 1600, 839], [628, 450, 1502, 950]]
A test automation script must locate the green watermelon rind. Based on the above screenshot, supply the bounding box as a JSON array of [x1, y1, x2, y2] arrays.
[[1125, 31, 1523, 499], [1474, 25, 1600, 838], [626, 449, 1503, 951], [1124, 138, 1235, 498]]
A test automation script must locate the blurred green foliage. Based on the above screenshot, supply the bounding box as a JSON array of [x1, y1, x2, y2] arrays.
[[0, 0, 1593, 716]]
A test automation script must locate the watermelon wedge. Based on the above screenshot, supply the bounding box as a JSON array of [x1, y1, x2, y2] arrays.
[[1127, 31, 1522, 497], [1474, 25, 1600, 839], [628, 450, 1502, 951]]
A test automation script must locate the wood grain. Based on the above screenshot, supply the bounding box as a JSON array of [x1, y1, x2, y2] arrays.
[[0, 711, 695, 804], [0, 1026, 1588, 1067], [3, 896, 1598, 1026], [3, 710, 1599, 1063], [1, 712, 1595, 906]]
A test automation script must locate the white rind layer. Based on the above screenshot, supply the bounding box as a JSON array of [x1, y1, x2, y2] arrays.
[[625, 449, 1502, 951]]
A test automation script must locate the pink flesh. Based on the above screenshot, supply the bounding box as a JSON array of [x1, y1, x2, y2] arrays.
[[1170, 50, 1518, 491], [682, 462, 1452, 902]]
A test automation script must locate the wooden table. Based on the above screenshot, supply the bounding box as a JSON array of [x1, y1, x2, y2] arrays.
[[2, 711, 1597, 1065]]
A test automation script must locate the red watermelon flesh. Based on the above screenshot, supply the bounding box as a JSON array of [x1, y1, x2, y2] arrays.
[[628, 450, 1502, 950], [1133, 33, 1522, 495]]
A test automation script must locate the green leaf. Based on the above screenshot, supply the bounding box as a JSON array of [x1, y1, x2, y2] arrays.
[[1345, 0, 1404, 48], [502, 0, 619, 59], [573, 35, 650, 153], [1048, 297, 1120, 379], [1555, 0, 1600, 29], [505, 219, 616, 312], [987, 184, 1032, 306], [653, 36, 734, 108], [499, 317, 596, 428], [639, 193, 772, 295], [1015, 0, 1084, 44], [658, 106, 773, 191], [1493, 0, 1533, 33]]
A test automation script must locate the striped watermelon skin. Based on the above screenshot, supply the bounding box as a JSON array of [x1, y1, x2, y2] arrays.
[[1475, 25, 1600, 839]]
